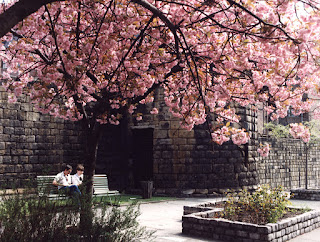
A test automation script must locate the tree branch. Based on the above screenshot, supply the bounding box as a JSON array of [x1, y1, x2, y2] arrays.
[[132, 0, 181, 58], [0, 0, 65, 38], [33, 49, 53, 65]]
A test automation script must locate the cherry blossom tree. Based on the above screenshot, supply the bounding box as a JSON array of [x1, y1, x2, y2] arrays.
[[1, 0, 320, 195]]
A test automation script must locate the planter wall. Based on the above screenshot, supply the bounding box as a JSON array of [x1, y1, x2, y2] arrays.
[[182, 203, 320, 242], [291, 189, 320, 201]]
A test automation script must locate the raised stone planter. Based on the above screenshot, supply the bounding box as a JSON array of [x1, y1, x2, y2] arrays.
[[182, 202, 320, 241], [291, 188, 320, 201]]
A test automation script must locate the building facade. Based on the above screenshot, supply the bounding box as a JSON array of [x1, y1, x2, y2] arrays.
[[0, 83, 319, 194]]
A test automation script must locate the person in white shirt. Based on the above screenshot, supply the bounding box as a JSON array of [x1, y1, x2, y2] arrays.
[[53, 164, 81, 206], [53, 164, 73, 189], [72, 164, 84, 186]]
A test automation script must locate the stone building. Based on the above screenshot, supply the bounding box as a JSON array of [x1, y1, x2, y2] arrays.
[[97, 88, 259, 194], [0, 81, 319, 194], [97, 88, 320, 194]]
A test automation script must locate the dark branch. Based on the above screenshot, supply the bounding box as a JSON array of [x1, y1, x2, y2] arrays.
[[86, 71, 98, 84], [33, 49, 53, 65], [0, 0, 65, 38], [132, 0, 181, 58]]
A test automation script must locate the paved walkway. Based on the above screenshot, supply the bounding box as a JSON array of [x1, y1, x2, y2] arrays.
[[138, 198, 320, 242]]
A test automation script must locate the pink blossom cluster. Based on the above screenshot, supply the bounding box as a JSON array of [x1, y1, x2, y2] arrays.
[[211, 126, 249, 145], [0, 0, 320, 152], [289, 123, 311, 143], [150, 108, 158, 115], [257, 143, 270, 157]]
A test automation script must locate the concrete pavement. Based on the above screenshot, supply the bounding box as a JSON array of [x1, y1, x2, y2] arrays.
[[289, 200, 320, 242], [138, 197, 219, 242], [138, 198, 320, 242]]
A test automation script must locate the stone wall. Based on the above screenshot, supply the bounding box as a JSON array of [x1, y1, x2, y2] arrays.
[[258, 137, 320, 190], [3, 78, 320, 193], [99, 83, 320, 194], [122, 88, 259, 195], [0, 87, 85, 188]]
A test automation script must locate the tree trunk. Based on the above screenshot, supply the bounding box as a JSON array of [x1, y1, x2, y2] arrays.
[[84, 123, 101, 195], [79, 121, 101, 234]]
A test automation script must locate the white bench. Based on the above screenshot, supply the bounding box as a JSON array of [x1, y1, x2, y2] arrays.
[[92, 174, 120, 196], [37, 174, 119, 199]]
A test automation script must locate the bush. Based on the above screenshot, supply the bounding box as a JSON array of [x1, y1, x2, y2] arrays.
[[222, 185, 291, 224], [0, 190, 153, 241]]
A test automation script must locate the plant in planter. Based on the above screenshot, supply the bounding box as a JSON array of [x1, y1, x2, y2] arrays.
[[182, 185, 317, 241], [221, 185, 294, 224]]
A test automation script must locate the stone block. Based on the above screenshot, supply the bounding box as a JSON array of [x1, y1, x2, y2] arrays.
[[27, 112, 40, 121], [172, 165, 185, 174], [185, 138, 195, 145], [40, 115, 51, 122], [180, 145, 193, 151], [5, 165, 15, 172], [162, 151, 173, 159], [194, 189, 208, 195], [237, 230, 248, 238], [156, 139, 172, 145], [249, 232, 260, 240], [275, 230, 282, 238], [155, 130, 168, 139], [218, 220, 230, 228], [179, 130, 194, 138], [4, 109, 17, 119], [3, 127, 14, 134], [257, 226, 271, 234], [3, 156, 11, 163], [29, 156, 38, 163], [278, 221, 288, 230], [267, 233, 275, 241], [242, 239, 254, 242]]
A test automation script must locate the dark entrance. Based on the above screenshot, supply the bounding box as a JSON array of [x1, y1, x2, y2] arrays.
[[131, 128, 153, 188]]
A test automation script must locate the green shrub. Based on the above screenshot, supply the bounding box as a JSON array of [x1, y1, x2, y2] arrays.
[[0, 190, 153, 241], [222, 185, 291, 224]]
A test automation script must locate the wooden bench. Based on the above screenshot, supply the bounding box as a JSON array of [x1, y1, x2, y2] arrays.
[[37, 174, 119, 200]]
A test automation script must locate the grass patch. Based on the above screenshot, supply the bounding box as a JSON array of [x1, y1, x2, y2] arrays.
[[43, 194, 177, 207], [93, 194, 177, 206]]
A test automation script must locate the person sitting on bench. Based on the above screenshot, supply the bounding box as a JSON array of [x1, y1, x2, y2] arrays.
[[71, 164, 84, 186], [53, 164, 81, 206]]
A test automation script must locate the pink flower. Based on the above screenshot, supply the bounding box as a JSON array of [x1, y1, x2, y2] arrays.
[[289, 123, 310, 143], [150, 108, 158, 115], [211, 128, 230, 145], [231, 130, 249, 145], [257, 144, 270, 157], [128, 105, 136, 114]]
